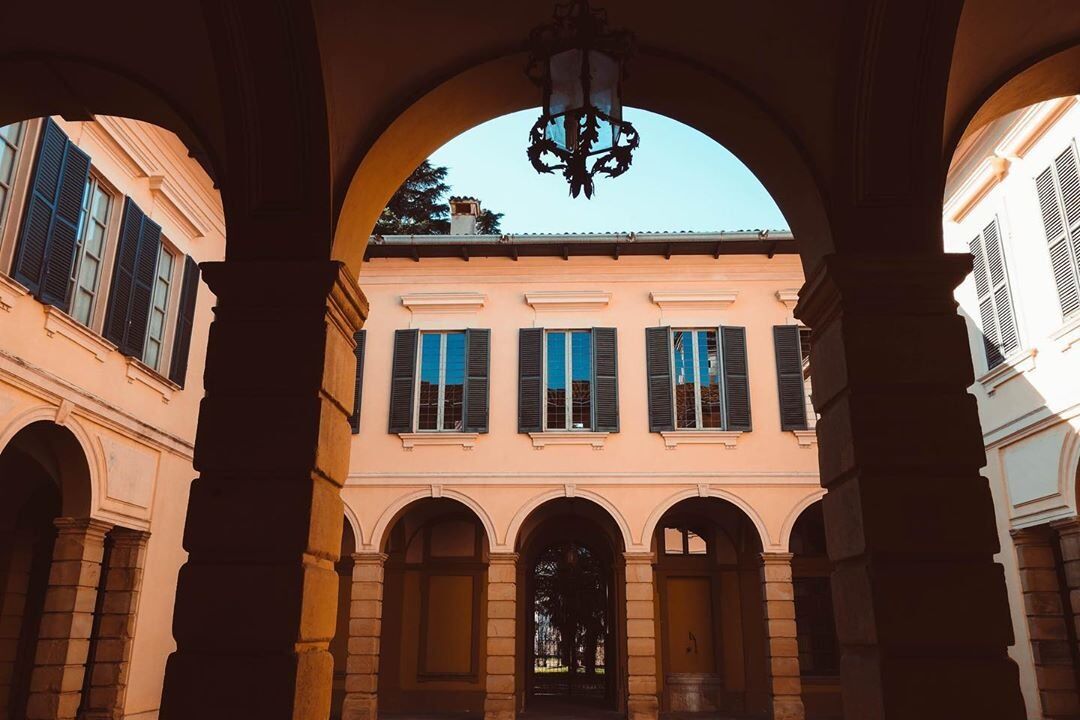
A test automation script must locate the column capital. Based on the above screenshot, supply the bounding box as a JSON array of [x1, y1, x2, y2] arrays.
[[54, 516, 113, 538], [109, 527, 152, 547], [488, 552, 519, 565], [760, 551, 795, 565], [795, 252, 971, 328], [1010, 525, 1055, 544], [1050, 516, 1080, 536], [352, 552, 388, 565], [623, 551, 655, 565]]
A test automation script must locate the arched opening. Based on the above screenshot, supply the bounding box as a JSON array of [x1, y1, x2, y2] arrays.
[[649, 497, 766, 718], [378, 498, 491, 718], [0, 421, 91, 719], [788, 501, 839, 720], [516, 498, 626, 717]]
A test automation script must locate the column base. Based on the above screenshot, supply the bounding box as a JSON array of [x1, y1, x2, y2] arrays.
[[341, 693, 377, 720], [628, 695, 659, 720], [771, 697, 805, 720], [484, 693, 515, 720]]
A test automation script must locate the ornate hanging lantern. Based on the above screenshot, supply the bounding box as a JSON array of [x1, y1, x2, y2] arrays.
[[526, 0, 639, 198]]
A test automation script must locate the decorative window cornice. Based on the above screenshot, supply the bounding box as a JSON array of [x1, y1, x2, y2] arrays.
[[649, 290, 737, 310], [1051, 315, 1080, 354], [775, 288, 799, 310], [660, 430, 741, 449], [791, 429, 817, 448], [399, 432, 479, 450], [0, 273, 29, 311], [125, 357, 180, 403], [149, 175, 208, 239], [528, 431, 608, 449], [977, 348, 1037, 396], [525, 290, 611, 312], [401, 292, 486, 314], [43, 306, 116, 362]]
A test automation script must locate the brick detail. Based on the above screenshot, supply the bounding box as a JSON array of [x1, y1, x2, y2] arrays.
[[485, 553, 517, 720], [26, 517, 112, 720], [79, 528, 150, 720], [624, 552, 658, 720], [761, 553, 805, 720], [342, 553, 386, 720]]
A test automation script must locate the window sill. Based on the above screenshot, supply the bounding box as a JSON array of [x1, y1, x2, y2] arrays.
[[1051, 314, 1080, 353], [399, 432, 479, 450], [791, 429, 818, 448], [660, 430, 741, 449], [528, 431, 608, 450], [125, 357, 180, 403], [977, 348, 1037, 396], [43, 306, 116, 362], [0, 273, 29, 311]]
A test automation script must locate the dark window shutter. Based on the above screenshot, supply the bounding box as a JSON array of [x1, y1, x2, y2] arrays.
[[103, 198, 162, 357], [518, 328, 544, 433], [463, 329, 490, 433], [12, 118, 91, 309], [349, 329, 367, 434], [388, 329, 418, 433], [721, 326, 751, 431], [645, 326, 674, 432], [1037, 157, 1080, 318], [773, 326, 808, 431], [971, 219, 1019, 369], [167, 256, 200, 387], [591, 327, 619, 432]]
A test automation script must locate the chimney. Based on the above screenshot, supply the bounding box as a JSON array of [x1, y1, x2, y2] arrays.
[[449, 196, 481, 235]]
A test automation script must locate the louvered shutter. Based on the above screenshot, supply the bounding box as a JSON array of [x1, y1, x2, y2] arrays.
[[518, 328, 544, 433], [773, 326, 808, 431], [463, 329, 490, 433], [970, 218, 1019, 369], [388, 329, 418, 433], [103, 198, 162, 357], [349, 329, 366, 433], [591, 327, 619, 432], [1036, 147, 1080, 318], [167, 256, 200, 387], [12, 118, 91, 309], [645, 326, 674, 432], [721, 326, 751, 431]]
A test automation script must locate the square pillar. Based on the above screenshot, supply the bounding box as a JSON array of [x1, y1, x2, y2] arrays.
[[160, 261, 368, 720], [624, 552, 658, 720], [485, 553, 517, 720], [80, 528, 151, 720], [795, 254, 1025, 719], [342, 552, 385, 720], [26, 517, 112, 720], [760, 553, 805, 720]]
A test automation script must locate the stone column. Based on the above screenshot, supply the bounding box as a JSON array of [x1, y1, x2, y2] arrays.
[[485, 553, 517, 720], [80, 528, 151, 720], [159, 261, 367, 720], [26, 517, 112, 720], [794, 255, 1026, 718], [624, 552, 658, 720], [760, 553, 804, 720], [342, 552, 386, 720], [1052, 519, 1080, 715]]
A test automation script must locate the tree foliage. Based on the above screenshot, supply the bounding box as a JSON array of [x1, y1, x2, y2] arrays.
[[373, 160, 505, 235]]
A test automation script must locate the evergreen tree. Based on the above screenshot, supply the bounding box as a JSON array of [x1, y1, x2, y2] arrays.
[[373, 160, 505, 235], [476, 208, 504, 235]]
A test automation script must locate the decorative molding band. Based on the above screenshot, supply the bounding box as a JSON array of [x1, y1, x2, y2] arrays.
[[996, 96, 1078, 159], [649, 290, 737, 310], [43, 307, 116, 362], [660, 430, 741, 449], [528, 431, 608, 449], [525, 290, 611, 312], [775, 289, 799, 310], [977, 349, 1037, 396], [398, 432, 479, 450], [125, 358, 179, 403], [149, 175, 208, 239], [944, 154, 1010, 223], [0, 273, 29, 311], [791, 430, 818, 448], [1051, 315, 1080, 353], [401, 292, 486, 314]]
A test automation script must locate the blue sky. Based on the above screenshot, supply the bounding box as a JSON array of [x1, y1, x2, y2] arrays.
[[428, 108, 788, 234]]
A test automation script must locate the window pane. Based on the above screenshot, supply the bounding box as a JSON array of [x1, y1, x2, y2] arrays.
[[145, 337, 161, 370], [417, 333, 441, 431], [0, 122, 22, 145], [672, 330, 697, 429], [698, 330, 722, 428], [546, 332, 567, 430], [142, 247, 173, 369], [663, 527, 684, 555], [687, 530, 707, 555], [443, 332, 465, 431], [0, 144, 15, 184], [570, 331, 591, 429]]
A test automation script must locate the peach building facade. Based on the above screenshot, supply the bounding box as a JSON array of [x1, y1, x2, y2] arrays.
[[0, 116, 221, 720], [945, 95, 1080, 719]]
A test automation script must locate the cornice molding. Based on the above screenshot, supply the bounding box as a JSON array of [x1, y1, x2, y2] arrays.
[[525, 290, 611, 312], [398, 432, 479, 450], [660, 430, 741, 449], [149, 175, 208, 239], [43, 307, 116, 362], [125, 358, 179, 404], [528, 431, 608, 449], [0, 273, 29, 311], [401, 291, 486, 314], [977, 349, 1037, 396], [649, 290, 738, 310], [775, 288, 799, 310], [791, 430, 817, 448]]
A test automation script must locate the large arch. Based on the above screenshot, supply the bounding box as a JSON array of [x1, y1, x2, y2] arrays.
[[642, 488, 771, 552], [504, 488, 634, 552], [331, 50, 833, 275], [366, 487, 497, 554]]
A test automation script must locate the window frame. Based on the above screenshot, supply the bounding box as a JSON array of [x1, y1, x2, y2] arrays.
[[1037, 141, 1080, 321], [542, 328, 594, 431], [968, 214, 1021, 371], [142, 240, 177, 371], [68, 171, 115, 327], [669, 327, 726, 431], [413, 330, 467, 433], [0, 118, 42, 276]]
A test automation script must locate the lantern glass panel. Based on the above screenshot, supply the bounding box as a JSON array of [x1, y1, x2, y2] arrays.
[[588, 50, 621, 149], [545, 49, 585, 152]]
